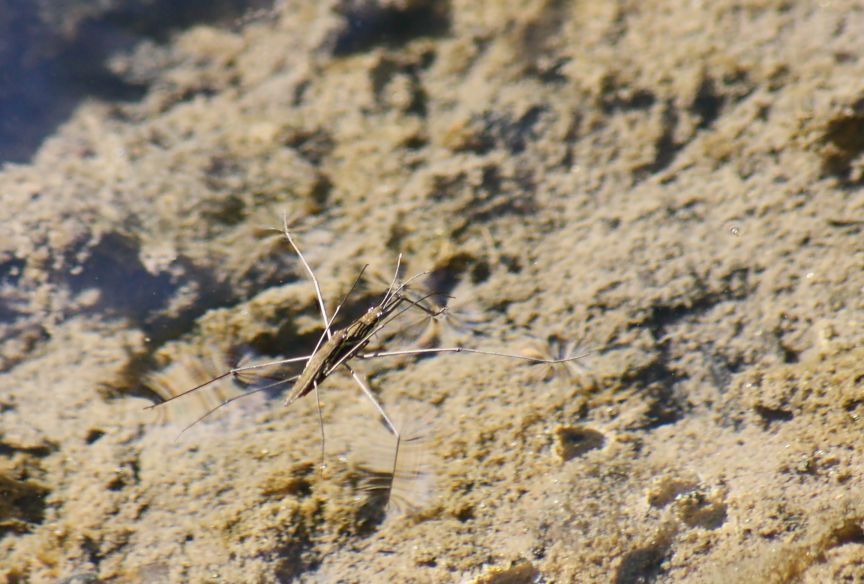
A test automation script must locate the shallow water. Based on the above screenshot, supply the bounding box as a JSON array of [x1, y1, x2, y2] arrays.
[[2, 1, 864, 582]]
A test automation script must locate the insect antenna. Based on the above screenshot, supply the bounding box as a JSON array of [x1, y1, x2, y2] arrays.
[[365, 292, 447, 348], [380, 253, 403, 306]]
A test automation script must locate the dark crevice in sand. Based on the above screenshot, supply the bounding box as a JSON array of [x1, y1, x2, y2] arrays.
[[0, 0, 276, 164], [330, 1, 451, 56], [614, 539, 671, 584]]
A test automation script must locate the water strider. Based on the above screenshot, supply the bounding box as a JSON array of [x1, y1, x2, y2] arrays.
[[148, 214, 590, 507]]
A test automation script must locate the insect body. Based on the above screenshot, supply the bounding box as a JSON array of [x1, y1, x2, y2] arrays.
[[286, 303, 391, 406]]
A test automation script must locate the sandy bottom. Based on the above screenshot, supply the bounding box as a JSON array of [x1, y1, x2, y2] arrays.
[[2, 1, 864, 582]]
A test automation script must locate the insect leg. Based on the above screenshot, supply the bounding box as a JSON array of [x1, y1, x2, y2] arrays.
[[359, 346, 593, 364], [345, 364, 401, 506], [314, 380, 326, 470], [282, 212, 333, 339]]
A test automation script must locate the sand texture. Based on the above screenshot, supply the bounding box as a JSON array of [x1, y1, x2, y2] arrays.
[[2, 1, 864, 582]]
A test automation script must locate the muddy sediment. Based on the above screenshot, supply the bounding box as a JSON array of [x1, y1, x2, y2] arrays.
[[2, 1, 864, 582]]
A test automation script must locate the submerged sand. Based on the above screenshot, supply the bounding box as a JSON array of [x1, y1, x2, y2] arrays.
[[2, 1, 864, 582]]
